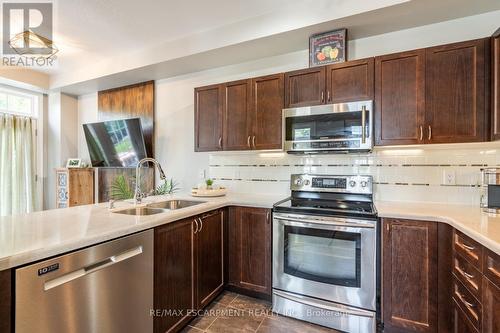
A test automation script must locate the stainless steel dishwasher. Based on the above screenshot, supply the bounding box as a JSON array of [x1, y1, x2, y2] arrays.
[[15, 230, 153, 333]]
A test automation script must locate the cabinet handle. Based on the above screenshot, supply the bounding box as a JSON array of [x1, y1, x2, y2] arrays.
[[247, 136, 251, 148], [361, 105, 366, 144], [456, 263, 475, 280], [428, 125, 432, 140], [321, 91, 324, 103], [198, 218, 203, 232], [218, 137, 222, 149], [462, 243, 476, 251], [327, 91, 331, 102], [252, 136, 256, 148], [457, 292, 476, 309], [266, 211, 270, 223], [419, 126, 423, 141], [194, 219, 199, 234]]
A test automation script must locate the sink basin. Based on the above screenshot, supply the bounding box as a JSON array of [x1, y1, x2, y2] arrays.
[[114, 207, 168, 216], [147, 200, 205, 210]]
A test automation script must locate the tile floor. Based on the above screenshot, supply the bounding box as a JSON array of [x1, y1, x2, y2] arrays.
[[181, 291, 338, 333]]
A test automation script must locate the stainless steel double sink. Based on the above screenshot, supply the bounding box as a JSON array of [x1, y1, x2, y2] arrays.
[[113, 200, 205, 216]]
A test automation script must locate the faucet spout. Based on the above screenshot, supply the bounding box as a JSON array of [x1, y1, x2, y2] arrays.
[[134, 158, 166, 205]]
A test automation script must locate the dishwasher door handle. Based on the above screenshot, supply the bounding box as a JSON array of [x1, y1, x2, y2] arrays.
[[44, 246, 143, 291]]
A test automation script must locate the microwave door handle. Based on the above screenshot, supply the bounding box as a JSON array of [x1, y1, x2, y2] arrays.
[[361, 105, 366, 144]]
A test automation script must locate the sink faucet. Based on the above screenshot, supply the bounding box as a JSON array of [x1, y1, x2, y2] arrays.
[[134, 158, 167, 205]]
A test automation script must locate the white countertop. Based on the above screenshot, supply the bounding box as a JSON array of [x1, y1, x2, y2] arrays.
[[375, 200, 500, 255], [1, 193, 499, 271], [0, 193, 283, 271]]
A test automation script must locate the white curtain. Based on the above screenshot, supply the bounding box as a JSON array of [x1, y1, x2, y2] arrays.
[[0, 113, 36, 216]]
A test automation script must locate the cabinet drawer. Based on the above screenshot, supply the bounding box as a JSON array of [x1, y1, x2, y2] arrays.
[[454, 230, 483, 270], [453, 253, 482, 299], [483, 249, 500, 288], [453, 298, 480, 333], [453, 278, 482, 331]]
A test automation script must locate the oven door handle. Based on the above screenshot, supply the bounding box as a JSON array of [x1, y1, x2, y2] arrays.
[[273, 290, 375, 318], [274, 216, 375, 229]]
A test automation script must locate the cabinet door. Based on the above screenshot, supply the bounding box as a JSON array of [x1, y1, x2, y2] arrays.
[[154, 218, 195, 333], [326, 58, 374, 103], [228, 207, 271, 295], [483, 277, 500, 333], [425, 39, 487, 143], [223, 80, 252, 151], [492, 29, 500, 140], [0, 269, 11, 333], [196, 210, 224, 309], [375, 50, 425, 145], [68, 169, 94, 206], [251, 74, 284, 150], [285, 67, 325, 108], [195, 84, 223, 151], [383, 219, 438, 333]]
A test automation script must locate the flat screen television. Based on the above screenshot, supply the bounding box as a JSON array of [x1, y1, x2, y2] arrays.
[[83, 118, 147, 167]]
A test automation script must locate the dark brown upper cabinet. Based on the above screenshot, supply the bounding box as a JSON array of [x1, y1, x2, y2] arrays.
[[228, 207, 272, 296], [284, 60, 374, 108], [223, 80, 252, 151], [425, 39, 487, 143], [285, 67, 326, 108], [492, 29, 500, 140], [375, 50, 425, 145], [196, 74, 284, 152], [326, 58, 374, 103], [251, 74, 284, 150], [383, 218, 438, 333], [195, 84, 223, 151]]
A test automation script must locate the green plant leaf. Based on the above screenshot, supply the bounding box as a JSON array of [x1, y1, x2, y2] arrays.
[[110, 174, 134, 200]]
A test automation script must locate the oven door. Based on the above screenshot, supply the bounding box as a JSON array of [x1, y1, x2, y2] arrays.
[[273, 213, 376, 310]]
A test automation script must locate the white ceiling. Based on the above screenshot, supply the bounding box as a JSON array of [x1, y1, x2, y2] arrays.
[[5, 0, 499, 94]]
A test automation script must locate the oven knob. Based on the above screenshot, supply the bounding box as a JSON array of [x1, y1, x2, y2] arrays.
[[294, 178, 303, 186], [361, 181, 368, 188], [304, 179, 311, 185], [349, 180, 356, 187]]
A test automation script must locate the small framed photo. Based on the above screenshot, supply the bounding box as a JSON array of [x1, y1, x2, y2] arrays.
[[66, 158, 82, 168], [309, 29, 347, 67]]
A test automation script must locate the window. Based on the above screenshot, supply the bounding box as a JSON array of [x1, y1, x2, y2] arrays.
[[0, 86, 42, 216], [0, 88, 38, 117]]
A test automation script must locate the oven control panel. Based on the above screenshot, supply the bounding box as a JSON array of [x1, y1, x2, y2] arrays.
[[291, 174, 372, 194]]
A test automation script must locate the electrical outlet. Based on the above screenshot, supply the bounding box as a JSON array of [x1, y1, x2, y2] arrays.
[[443, 170, 456, 185], [198, 169, 206, 179]]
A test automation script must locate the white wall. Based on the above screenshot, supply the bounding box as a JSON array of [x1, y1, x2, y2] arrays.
[[76, 11, 500, 197], [46, 92, 79, 208]]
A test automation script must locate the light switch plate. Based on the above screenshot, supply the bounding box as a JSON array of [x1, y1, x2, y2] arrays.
[[443, 169, 456, 185]]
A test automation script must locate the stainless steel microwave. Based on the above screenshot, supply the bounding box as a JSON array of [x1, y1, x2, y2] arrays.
[[282, 100, 373, 153]]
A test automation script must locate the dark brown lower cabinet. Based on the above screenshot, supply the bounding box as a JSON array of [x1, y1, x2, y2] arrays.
[[383, 218, 438, 333], [482, 277, 500, 333], [227, 207, 271, 297], [0, 269, 11, 333], [154, 209, 224, 333], [196, 210, 224, 308], [154, 218, 195, 333]]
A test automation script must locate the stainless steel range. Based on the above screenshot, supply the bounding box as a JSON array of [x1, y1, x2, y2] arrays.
[[272, 174, 379, 333]]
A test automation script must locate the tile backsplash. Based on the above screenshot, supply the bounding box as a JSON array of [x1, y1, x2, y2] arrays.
[[208, 143, 500, 205]]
